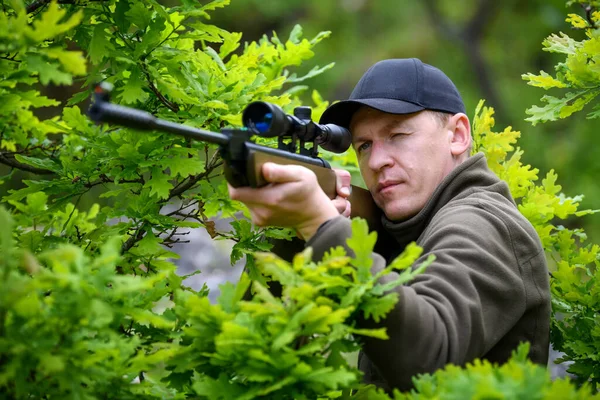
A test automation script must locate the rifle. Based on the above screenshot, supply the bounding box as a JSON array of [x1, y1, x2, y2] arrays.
[[88, 83, 380, 230]]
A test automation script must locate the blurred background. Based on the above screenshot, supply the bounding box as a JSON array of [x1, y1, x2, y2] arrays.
[[206, 0, 600, 241], [202, 1, 587, 376], [3, 0, 599, 261], [1, 1, 587, 376]]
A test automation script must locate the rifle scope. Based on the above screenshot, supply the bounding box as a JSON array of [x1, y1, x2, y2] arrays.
[[242, 101, 352, 154]]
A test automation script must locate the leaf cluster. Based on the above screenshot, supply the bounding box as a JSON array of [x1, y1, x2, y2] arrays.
[[0, 0, 333, 272], [472, 100, 600, 387], [0, 207, 432, 398], [523, 2, 600, 124], [163, 219, 432, 399], [0, 207, 187, 399], [391, 343, 600, 400], [0, 1, 85, 181]]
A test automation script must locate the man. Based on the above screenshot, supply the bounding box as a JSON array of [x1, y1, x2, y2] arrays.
[[229, 58, 550, 392]]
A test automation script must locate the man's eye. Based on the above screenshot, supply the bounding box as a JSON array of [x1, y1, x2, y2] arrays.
[[357, 142, 371, 153]]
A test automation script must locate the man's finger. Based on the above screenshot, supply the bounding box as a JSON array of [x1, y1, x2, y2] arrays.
[[228, 183, 248, 201], [341, 199, 351, 217], [262, 162, 312, 184], [228, 183, 270, 204], [333, 168, 352, 198], [332, 197, 351, 217]]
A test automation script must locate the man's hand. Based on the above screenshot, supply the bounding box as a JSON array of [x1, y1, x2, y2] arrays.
[[228, 163, 351, 241], [332, 168, 352, 218]]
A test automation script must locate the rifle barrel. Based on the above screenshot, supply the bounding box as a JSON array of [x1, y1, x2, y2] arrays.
[[89, 100, 229, 146]]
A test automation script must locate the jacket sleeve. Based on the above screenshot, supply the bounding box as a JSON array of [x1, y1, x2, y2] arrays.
[[306, 206, 531, 390]]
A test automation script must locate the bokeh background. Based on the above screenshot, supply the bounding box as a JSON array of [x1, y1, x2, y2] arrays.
[[206, 0, 600, 241], [4, 0, 598, 237], [1, 1, 587, 378], [201, 1, 589, 376], [2, 0, 598, 264]]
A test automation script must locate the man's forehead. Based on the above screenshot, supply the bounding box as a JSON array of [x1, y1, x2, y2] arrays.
[[350, 107, 420, 135]]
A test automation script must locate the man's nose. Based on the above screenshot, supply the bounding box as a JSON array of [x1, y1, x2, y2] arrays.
[[367, 143, 394, 171]]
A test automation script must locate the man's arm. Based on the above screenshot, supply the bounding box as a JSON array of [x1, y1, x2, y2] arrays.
[[306, 208, 535, 391]]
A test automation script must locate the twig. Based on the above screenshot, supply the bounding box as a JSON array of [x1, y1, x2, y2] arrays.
[[60, 192, 85, 234], [0, 152, 54, 174], [165, 200, 200, 216], [580, 3, 598, 29], [169, 174, 203, 198], [83, 173, 144, 189], [171, 210, 232, 241], [26, 0, 108, 14], [0, 54, 21, 63], [162, 226, 192, 247], [206, 147, 221, 170], [99, 2, 136, 52], [146, 19, 188, 56], [121, 224, 146, 254], [143, 71, 180, 113]]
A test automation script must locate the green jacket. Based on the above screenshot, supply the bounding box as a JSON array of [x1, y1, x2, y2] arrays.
[[306, 153, 551, 392]]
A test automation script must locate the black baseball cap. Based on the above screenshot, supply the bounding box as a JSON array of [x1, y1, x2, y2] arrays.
[[319, 58, 466, 128]]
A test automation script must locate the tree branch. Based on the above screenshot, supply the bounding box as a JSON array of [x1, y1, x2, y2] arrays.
[[422, 0, 459, 40], [169, 153, 223, 199], [144, 72, 180, 113], [26, 0, 108, 14], [580, 3, 598, 29], [119, 141, 224, 257], [169, 174, 204, 198], [422, 0, 506, 122], [26, 0, 51, 13], [464, 0, 496, 39], [0, 152, 54, 174], [121, 224, 146, 254], [83, 173, 144, 189], [0, 54, 21, 63]]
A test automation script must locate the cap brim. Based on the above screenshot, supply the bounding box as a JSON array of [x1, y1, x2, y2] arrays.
[[319, 98, 424, 128]]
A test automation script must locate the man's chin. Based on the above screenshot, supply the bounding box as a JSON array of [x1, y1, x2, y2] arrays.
[[380, 201, 420, 222]]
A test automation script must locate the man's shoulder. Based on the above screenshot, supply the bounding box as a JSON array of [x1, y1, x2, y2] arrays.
[[446, 185, 522, 216], [433, 188, 529, 232], [426, 189, 544, 261]]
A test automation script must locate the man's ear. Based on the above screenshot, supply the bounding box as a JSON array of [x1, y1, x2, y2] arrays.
[[448, 113, 471, 157]]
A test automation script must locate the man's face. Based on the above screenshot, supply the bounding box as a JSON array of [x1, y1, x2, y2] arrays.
[[350, 108, 458, 221]]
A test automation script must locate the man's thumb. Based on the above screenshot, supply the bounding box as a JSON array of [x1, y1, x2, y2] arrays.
[[335, 169, 352, 197], [262, 162, 306, 183]]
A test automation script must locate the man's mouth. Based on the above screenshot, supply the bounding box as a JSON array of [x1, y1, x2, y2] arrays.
[[376, 180, 402, 194]]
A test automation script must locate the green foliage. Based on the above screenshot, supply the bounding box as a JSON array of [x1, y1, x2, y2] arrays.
[[163, 218, 433, 399], [0, 1, 84, 168], [351, 344, 600, 399], [0, 0, 333, 268], [0, 207, 186, 399], [1, 0, 600, 397], [472, 101, 600, 387], [394, 343, 600, 399], [518, 1, 600, 386], [523, 2, 600, 124], [0, 206, 431, 398]]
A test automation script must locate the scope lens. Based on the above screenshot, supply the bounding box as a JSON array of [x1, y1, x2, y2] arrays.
[[242, 101, 289, 137], [243, 102, 275, 134], [253, 112, 272, 133]]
